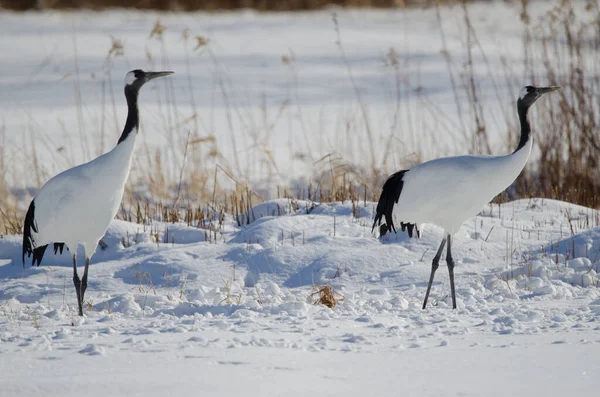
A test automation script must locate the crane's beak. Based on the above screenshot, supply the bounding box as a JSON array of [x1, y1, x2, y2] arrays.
[[538, 86, 561, 95], [146, 71, 174, 81]]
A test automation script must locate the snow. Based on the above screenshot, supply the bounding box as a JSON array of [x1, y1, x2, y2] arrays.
[[1, 198, 600, 395]]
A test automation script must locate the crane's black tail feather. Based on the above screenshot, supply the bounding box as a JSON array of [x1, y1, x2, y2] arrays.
[[372, 170, 420, 238], [22, 199, 67, 267], [22, 200, 38, 267], [54, 243, 65, 255], [401, 222, 421, 239]]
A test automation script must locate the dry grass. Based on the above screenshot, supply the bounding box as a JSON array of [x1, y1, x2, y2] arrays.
[[25, 306, 41, 330], [518, 0, 600, 207], [309, 284, 342, 308]]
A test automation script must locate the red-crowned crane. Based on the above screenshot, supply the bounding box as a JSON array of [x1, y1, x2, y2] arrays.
[[22, 69, 174, 316], [373, 85, 561, 309]]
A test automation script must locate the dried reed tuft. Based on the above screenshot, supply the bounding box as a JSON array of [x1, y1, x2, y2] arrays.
[[310, 284, 343, 308]]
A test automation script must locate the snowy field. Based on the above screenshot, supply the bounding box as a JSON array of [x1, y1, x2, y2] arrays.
[[2, 1, 600, 395], [1, 198, 600, 395]]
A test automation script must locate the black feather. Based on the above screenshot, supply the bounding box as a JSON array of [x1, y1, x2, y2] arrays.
[[22, 200, 38, 267], [401, 222, 420, 239], [372, 170, 419, 238], [118, 83, 140, 144], [31, 245, 48, 267], [22, 200, 68, 267], [54, 243, 65, 255]]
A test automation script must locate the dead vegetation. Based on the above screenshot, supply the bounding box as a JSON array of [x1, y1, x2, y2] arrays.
[[310, 284, 343, 308]]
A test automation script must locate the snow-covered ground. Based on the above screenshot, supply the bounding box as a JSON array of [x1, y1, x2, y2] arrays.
[[1, 198, 599, 395]]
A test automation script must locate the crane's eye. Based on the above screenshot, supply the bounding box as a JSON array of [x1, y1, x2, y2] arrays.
[[526, 86, 535, 93]]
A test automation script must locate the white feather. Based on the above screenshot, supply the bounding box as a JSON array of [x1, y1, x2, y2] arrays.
[[392, 138, 531, 234], [124, 71, 136, 86], [518, 86, 529, 100], [31, 129, 136, 256]]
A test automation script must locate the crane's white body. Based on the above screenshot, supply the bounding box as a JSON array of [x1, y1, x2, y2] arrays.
[[394, 138, 532, 234], [29, 130, 136, 256]]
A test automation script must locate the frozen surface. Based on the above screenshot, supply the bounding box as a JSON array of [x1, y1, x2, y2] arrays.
[[1, 198, 600, 395]]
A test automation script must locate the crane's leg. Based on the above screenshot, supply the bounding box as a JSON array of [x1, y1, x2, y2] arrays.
[[72, 254, 83, 316], [422, 237, 447, 309], [446, 234, 457, 309], [80, 256, 91, 315]]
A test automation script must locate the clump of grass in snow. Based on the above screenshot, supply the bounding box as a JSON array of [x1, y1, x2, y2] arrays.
[[26, 306, 41, 330], [310, 284, 343, 308], [220, 277, 242, 305]]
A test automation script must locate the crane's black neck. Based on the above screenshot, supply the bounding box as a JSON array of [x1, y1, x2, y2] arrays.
[[118, 86, 139, 145], [514, 99, 531, 153]]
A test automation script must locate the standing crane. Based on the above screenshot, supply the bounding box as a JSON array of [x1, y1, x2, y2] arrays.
[[372, 85, 561, 309], [22, 69, 174, 316]]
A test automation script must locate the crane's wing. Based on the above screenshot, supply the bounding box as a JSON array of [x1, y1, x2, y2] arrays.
[[22, 170, 88, 266]]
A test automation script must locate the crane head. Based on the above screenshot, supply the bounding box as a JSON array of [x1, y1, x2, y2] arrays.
[[518, 85, 561, 108], [124, 69, 174, 91]]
